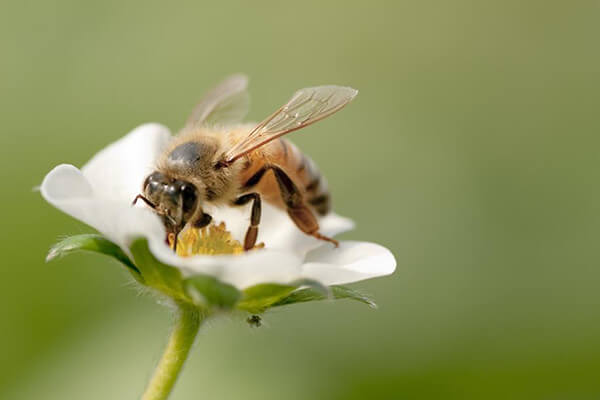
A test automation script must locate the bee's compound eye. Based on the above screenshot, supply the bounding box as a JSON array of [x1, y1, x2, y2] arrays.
[[144, 172, 165, 188], [148, 180, 161, 195], [165, 183, 178, 199], [180, 183, 195, 195], [180, 183, 198, 213]]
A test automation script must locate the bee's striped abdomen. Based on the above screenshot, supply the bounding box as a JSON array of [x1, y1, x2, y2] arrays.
[[279, 139, 331, 216], [240, 138, 331, 216], [297, 159, 330, 216]]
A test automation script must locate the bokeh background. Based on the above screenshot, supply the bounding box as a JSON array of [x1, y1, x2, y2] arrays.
[[2, 1, 599, 398]]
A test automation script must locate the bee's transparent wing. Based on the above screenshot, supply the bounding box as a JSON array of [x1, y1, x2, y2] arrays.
[[224, 85, 357, 163], [184, 74, 250, 129]]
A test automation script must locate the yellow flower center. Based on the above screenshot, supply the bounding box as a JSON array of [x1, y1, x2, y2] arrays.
[[167, 222, 263, 257]]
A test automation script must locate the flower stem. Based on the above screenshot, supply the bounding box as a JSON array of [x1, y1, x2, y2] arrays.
[[142, 302, 203, 400]]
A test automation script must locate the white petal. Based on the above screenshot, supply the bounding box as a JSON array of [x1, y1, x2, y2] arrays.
[[40, 164, 93, 199], [257, 210, 355, 256], [202, 202, 355, 257], [320, 213, 356, 237], [145, 208, 355, 289], [82, 123, 172, 204], [149, 239, 305, 289], [144, 205, 354, 289], [300, 241, 396, 285], [40, 164, 165, 252]]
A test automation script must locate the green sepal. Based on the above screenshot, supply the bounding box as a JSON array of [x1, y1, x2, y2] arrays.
[[271, 285, 377, 309], [291, 279, 332, 298], [237, 283, 297, 313], [237, 279, 331, 313], [184, 275, 241, 309], [46, 234, 142, 281], [129, 238, 189, 301]]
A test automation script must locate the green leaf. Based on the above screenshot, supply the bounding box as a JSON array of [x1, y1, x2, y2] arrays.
[[271, 285, 377, 309], [129, 238, 187, 300], [290, 279, 332, 297], [184, 275, 241, 309], [47, 234, 141, 279], [237, 283, 297, 313], [237, 279, 336, 313]]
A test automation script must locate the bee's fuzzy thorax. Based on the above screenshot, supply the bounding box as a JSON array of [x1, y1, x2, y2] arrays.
[[156, 127, 243, 205]]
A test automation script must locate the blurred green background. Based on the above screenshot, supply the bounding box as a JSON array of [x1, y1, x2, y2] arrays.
[[1, 0, 599, 398]]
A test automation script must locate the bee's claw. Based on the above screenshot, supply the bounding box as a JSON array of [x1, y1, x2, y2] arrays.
[[312, 232, 339, 247]]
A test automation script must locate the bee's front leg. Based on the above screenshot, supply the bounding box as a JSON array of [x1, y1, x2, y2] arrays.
[[233, 193, 261, 250], [193, 212, 212, 228]]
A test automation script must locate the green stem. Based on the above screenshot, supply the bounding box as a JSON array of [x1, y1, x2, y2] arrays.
[[142, 302, 203, 400]]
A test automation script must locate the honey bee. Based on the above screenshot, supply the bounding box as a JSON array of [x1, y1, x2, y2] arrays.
[[133, 75, 357, 251]]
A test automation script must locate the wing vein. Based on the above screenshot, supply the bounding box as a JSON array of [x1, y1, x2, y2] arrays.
[[224, 85, 357, 164]]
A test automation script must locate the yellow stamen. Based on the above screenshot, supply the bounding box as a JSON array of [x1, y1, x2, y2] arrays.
[[167, 222, 263, 257]]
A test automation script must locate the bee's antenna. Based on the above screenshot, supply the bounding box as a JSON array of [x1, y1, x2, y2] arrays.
[[132, 194, 156, 209]]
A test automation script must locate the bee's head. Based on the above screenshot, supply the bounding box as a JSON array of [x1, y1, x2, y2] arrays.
[[141, 171, 199, 231]]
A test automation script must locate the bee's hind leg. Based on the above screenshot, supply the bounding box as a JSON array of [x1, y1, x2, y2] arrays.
[[233, 193, 261, 250], [271, 166, 339, 247]]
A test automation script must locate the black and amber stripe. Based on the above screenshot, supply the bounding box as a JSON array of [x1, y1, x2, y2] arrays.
[[291, 143, 331, 216], [240, 138, 332, 216]]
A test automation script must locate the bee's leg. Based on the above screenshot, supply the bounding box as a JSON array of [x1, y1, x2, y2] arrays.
[[270, 166, 339, 247], [233, 193, 261, 250], [193, 212, 212, 228], [171, 212, 212, 253]]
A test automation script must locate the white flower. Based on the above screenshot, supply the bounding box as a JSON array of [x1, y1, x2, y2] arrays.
[[40, 124, 395, 290]]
